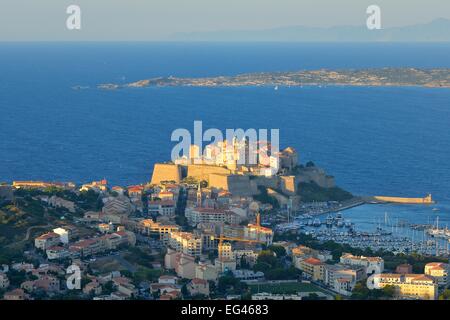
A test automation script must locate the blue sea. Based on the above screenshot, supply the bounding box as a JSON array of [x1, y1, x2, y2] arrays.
[[0, 42, 450, 228]]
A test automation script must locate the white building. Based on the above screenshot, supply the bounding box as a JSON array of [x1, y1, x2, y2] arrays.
[[35, 232, 61, 250], [53, 227, 69, 244], [340, 253, 384, 274], [185, 207, 241, 226], [148, 200, 176, 217], [168, 231, 202, 257], [424, 262, 449, 287], [323, 264, 366, 296], [46, 246, 71, 260]]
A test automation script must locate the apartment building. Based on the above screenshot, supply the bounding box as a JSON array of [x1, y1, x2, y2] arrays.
[[340, 253, 384, 274], [138, 219, 179, 243], [35, 232, 61, 250], [185, 207, 241, 226], [148, 200, 176, 217], [373, 273, 438, 300], [324, 264, 366, 296], [168, 231, 202, 257], [424, 262, 449, 287], [298, 257, 325, 281]]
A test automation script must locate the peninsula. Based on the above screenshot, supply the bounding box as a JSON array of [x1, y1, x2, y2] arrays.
[[96, 68, 450, 90]]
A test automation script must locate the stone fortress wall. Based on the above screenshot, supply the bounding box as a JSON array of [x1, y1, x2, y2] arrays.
[[150, 162, 335, 198], [150, 163, 182, 184], [150, 145, 335, 199]]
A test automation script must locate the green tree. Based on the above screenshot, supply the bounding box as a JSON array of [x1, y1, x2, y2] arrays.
[[438, 289, 450, 300], [268, 245, 286, 257], [305, 161, 315, 167]]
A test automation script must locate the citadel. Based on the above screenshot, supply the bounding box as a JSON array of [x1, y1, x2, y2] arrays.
[[152, 138, 335, 210]]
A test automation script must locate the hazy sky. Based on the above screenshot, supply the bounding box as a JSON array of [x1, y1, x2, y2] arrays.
[[0, 0, 449, 41]]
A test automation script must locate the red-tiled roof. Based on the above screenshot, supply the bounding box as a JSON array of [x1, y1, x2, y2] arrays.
[[304, 257, 323, 265], [191, 278, 207, 285], [36, 232, 60, 240]]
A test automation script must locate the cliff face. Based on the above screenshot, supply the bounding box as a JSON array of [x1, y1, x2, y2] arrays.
[[295, 167, 335, 189]]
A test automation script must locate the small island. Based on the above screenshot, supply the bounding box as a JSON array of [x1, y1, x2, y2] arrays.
[[96, 68, 450, 90]]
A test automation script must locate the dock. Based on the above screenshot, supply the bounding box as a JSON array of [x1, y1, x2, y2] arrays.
[[367, 194, 434, 205]]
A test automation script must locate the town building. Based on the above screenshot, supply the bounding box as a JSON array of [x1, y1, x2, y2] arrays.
[[112, 277, 137, 298], [12, 181, 75, 190], [3, 288, 29, 300], [21, 275, 60, 293], [158, 190, 175, 201], [424, 262, 449, 287], [185, 207, 241, 226], [168, 231, 202, 257], [187, 278, 210, 296], [48, 195, 76, 213], [195, 262, 219, 282], [323, 264, 366, 296], [137, 219, 179, 243], [52, 227, 70, 244], [396, 264, 413, 274], [373, 273, 438, 300], [83, 280, 102, 296], [35, 232, 61, 250], [127, 185, 144, 198], [80, 179, 108, 192], [98, 223, 114, 234], [111, 186, 125, 195], [158, 275, 179, 285], [148, 200, 176, 217], [102, 196, 134, 216], [233, 250, 259, 268], [291, 245, 333, 269], [340, 253, 384, 274], [46, 246, 71, 260], [298, 257, 325, 281]]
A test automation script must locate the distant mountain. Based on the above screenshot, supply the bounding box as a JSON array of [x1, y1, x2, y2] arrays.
[[168, 18, 450, 42]]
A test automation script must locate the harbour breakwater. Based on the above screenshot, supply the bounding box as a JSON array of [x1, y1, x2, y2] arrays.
[[369, 194, 434, 204]]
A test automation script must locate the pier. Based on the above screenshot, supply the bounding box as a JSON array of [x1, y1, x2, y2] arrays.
[[368, 194, 434, 204]]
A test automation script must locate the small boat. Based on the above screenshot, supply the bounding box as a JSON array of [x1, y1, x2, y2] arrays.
[[325, 215, 334, 227], [313, 219, 321, 227], [335, 212, 344, 227], [274, 86, 279, 91]]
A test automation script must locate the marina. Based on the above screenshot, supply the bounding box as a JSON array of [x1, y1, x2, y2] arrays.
[[276, 201, 450, 257]]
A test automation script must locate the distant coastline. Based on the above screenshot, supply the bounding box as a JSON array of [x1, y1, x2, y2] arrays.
[[92, 68, 450, 90]]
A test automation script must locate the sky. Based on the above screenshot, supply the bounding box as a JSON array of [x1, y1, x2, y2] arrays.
[[0, 0, 449, 41]]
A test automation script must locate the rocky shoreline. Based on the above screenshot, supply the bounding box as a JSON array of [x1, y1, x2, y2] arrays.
[[93, 68, 450, 90]]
